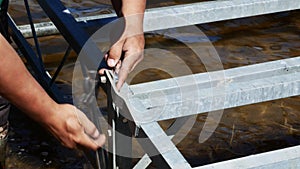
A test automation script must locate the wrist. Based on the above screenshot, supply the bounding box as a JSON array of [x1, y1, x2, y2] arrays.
[[35, 101, 60, 127], [119, 0, 146, 17], [124, 14, 144, 35]]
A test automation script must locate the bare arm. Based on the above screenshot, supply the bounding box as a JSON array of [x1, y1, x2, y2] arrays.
[[111, 0, 146, 17], [100, 0, 146, 90], [0, 34, 105, 150]]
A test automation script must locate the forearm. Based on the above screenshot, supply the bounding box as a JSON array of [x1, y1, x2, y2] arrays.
[[111, 0, 146, 16], [0, 34, 57, 123], [0, 34, 105, 150], [105, 0, 146, 89]]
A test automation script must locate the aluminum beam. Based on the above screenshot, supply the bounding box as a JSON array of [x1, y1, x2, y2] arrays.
[[18, 0, 300, 38], [133, 135, 176, 169], [138, 122, 192, 169], [144, 0, 300, 32], [18, 14, 116, 38], [194, 145, 300, 169], [133, 154, 152, 169], [133, 131, 300, 169], [126, 56, 300, 123], [129, 56, 300, 169]]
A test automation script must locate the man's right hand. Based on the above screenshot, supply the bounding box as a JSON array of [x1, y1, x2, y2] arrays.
[[43, 104, 105, 150]]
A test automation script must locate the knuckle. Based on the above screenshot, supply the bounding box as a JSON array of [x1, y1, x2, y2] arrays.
[[66, 118, 79, 130], [73, 136, 81, 143], [62, 140, 76, 149], [91, 128, 99, 138]]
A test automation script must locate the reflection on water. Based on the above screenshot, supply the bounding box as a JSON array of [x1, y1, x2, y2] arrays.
[[175, 96, 300, 167], [6, 0, 300, 168]]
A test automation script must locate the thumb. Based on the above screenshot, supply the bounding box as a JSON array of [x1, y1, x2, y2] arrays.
[[75, 108, 106, 147], [75, 108, 100, 137], [107, 40, 124, 67]]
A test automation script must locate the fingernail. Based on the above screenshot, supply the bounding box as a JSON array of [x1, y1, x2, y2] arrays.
[[96, 134, 106, 147], [107, 58, 116, 67], [93, 130, 100, 139]]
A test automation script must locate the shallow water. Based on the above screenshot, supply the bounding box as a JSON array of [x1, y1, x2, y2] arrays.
[[6, 0, 300, 168]]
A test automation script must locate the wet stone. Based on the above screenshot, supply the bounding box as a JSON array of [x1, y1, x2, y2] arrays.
[[60, 159, 66, 164], [46, 160, 52, 166], [270, 45, 281, 50], [41, 151, 49, 157], [253, 46, 263, 51], [41, 142, 49, 147]]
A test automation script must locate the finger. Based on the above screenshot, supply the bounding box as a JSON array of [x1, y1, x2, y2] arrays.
[[71, 108, 106, 150], [76, 131, 105, 151], [114, 60, 122, 75], [79, 122, 106, 149], [94, 134, 106, 147], [98, 68, 106, 75], [75, 108, 100, 137], [107, 40, 124, 67], [116, 52, 142, 90], [131, 53, 144, 71], [116, 66, 129, 90]]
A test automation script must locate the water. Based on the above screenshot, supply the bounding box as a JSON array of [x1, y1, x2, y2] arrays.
[[6, 0, 300, 168]]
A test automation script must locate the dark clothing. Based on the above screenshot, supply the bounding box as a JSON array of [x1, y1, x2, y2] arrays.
[[0, 0, 9, 40], [0, 97, 9, 126], [0, 0, 10, 126]]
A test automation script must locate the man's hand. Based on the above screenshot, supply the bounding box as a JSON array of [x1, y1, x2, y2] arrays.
[[44, 104, 105, 150], [99, 0, 146, 91], [0, 34, 105, 151], [100, 32, 144, 90]]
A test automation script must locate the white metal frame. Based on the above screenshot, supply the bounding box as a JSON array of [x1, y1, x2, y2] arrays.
[[18, 0, 300, 37], [17, 0, 300, 168], [105, 1, 300, 168]]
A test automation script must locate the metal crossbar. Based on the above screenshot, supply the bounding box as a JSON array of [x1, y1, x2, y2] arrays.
[[128, 56, 300, 122], [113, 56, 300, 169], [194, 145, 300, 169], [139, 122, 191, 169], [133, 135, 300, 169], [18, 0, 300, 37]]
